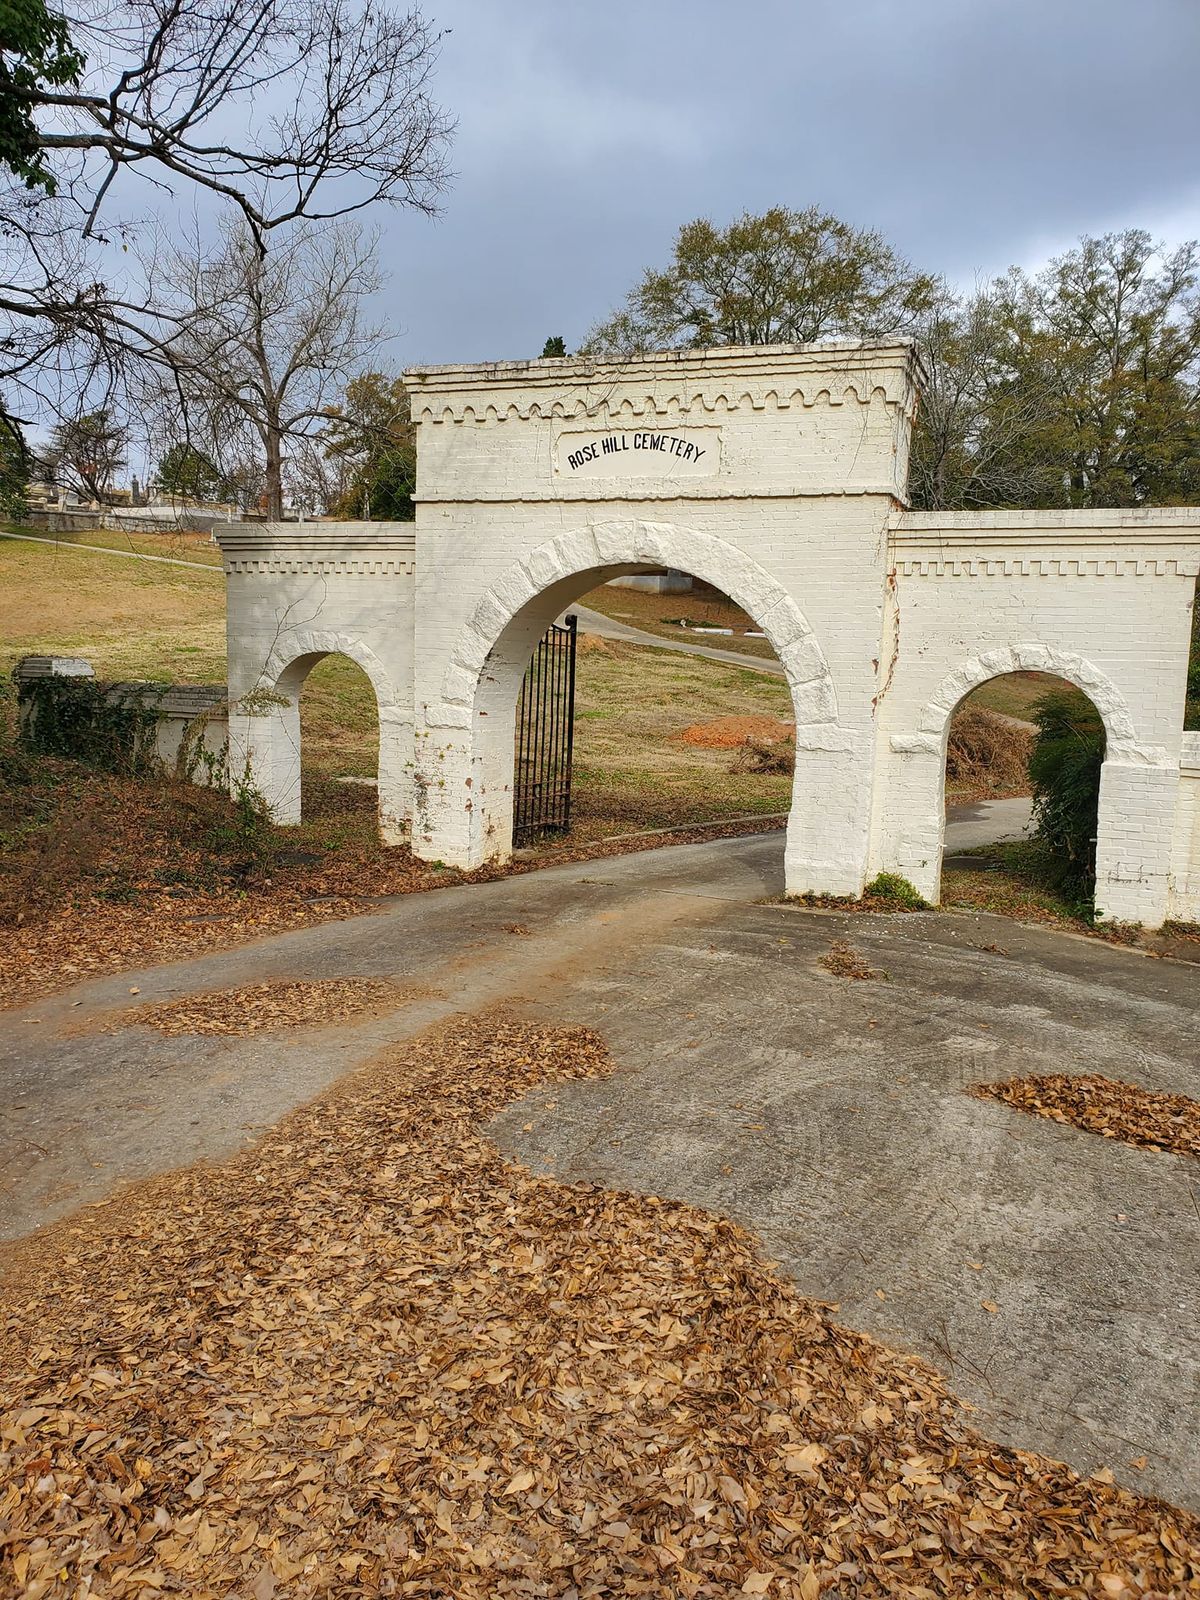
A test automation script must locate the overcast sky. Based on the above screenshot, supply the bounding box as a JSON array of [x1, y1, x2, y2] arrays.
[[382, 0, 1200, 366]]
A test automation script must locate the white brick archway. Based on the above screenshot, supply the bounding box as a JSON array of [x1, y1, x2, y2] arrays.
[[230, 629, 409, 841], [262, 630, 400, 709], [413, 519, 842, 880], [219, 344, 1200, 927], [891, 644, 1149, 913], [436, 519, 837, 722], [919, 645, 1138, 753]]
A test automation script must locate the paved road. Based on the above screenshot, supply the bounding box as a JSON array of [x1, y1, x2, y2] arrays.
[[564, 602, 788, 676], [944, 795, 1033, 851], [2, 831, 1196, 1511]]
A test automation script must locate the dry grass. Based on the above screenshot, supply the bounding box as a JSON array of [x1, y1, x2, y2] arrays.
[[0, 536, 226, 683], [2, 1012, 1197, 1599], [568, 641, 795, 839], [940, 843, 1088, 930], [972, 1073, 1200, 1160], [2, 523, 225, 566], [300, 654, 382, 780], [959, 671, 1076, 723]]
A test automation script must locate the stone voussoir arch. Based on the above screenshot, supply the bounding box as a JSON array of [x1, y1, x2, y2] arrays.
[[438, 519, 839, 728], [254, 630, 401, 716], [918, 644, 1139, 756]]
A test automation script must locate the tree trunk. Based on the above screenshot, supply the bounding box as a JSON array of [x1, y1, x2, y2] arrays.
[[263, 414, 284, 520]]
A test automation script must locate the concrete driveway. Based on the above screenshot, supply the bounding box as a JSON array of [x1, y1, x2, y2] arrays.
[[2, 833, 1197, 1512], [944, 794, 1033, 852]]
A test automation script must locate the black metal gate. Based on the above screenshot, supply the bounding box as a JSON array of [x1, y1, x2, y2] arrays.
[[513, 613, 577, 846]]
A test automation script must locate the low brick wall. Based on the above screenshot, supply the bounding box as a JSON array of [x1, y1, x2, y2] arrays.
[[12, 658, 229, 785]]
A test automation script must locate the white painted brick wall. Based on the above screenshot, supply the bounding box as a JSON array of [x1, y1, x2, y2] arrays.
[[219, 524, 415, 841], [1170, 733, 1200, 925], [874, 511, 1199, 924], [215, 346, 1200, 929]]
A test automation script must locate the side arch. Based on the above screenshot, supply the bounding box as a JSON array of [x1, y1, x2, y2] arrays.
[[880, 642, 1170, 919], [435, 519, 838, 730], [917, 644, 1139, 756], [234, 630, 408, 842], [257, 629, 400, 713]]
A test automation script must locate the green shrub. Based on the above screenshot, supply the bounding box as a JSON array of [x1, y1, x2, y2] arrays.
[[1028, 689, 1105, 899], [863, 872, 929, 909]]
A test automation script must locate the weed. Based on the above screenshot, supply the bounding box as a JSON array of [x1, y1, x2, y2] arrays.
[[728, 737, 794, 775], [863, 872, 929, 910], [203, 760, 275, 882]]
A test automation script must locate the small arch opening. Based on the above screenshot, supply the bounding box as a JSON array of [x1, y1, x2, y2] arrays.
[[941, 671, 1107, 920], [271, 651, 381, 838]]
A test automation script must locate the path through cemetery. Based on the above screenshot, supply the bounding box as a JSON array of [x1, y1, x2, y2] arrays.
[[3, 831, 1197, 1523]]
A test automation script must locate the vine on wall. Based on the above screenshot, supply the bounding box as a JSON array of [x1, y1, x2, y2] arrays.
[[18, 678, 164, 776]]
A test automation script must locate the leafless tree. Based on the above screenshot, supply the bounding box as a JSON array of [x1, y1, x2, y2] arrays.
[[1, 0, 452, 441], [148, 219, 385, 518], [37, 0, 452, 242]]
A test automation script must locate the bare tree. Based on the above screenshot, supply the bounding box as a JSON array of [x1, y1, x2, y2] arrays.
[[150, 219, 385, 519], [34, 0, 452, 242], [909, 287, 1062, 510], [0, 0, 452, 437]]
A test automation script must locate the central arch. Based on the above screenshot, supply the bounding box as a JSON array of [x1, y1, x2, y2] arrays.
[[416, 520, 853, 885], [439, 521, 838, 727]]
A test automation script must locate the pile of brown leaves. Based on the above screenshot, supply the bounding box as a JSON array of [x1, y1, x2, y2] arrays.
[[0, 757, 476, 1012], [112, 978, 405, 1038], [3, 1015, 1197, 1598], [972, 1072, 1200, 1160], [820, 940, 887, 982], [0, 882, 433, 1014]]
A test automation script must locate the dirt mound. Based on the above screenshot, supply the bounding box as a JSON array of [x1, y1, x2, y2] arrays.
[[946, 707, 1033, 797], [681, 714, 794, 749]]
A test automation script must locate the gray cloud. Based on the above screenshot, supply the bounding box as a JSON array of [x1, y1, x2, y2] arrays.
[[380, 0, 1200, 363]]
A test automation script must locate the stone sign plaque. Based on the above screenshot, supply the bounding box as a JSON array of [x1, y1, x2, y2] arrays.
[[555, 427, 720, 478]]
